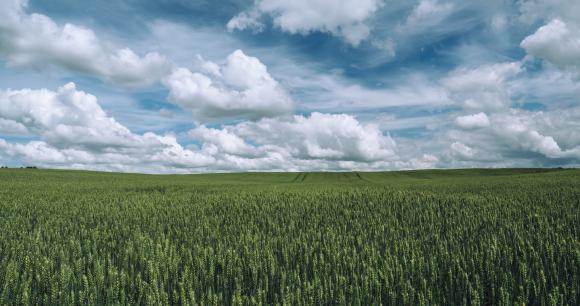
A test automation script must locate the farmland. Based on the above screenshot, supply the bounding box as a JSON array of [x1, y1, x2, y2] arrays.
[[0, 168, 579, 305]]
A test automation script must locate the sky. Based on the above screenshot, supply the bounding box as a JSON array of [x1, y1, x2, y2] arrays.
[[0, 0, 579, 173]]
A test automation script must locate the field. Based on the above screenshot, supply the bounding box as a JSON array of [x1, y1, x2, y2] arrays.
[[0, 168, 579, 305]]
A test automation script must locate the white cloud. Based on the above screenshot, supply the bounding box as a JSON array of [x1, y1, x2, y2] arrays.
[[490, 14, 507, 31], [0, 0, 170, 87], [226, 11, 265, 32], [0, 138, 217, 173], [1, 140, 80, 165], [443, 62, 522, 93], [442, 62, 522, 111], [6, 78, 576, 172], [455, 112, 490, 129], [490, 111, 580, 159], [447, 109, 580, 163], [189, 125, 258, 157], [398, 0, 454, 33], [404, 154, 439, 169], [439, 59, 580, 165], [0, 83, 406, 172], [162, 50, 294, 121], [287, 72, 452, 112], [0, 118, 28, 134], [518, 0, 580, 25], [234, 112, 397, 162], [0, 83, 152, 149], [371, 38, 397, 58], [0, 83, 219, 172], [521, 19, 580, 76], [228, 0, 383, 46], [4, 1, 580, 171], [184, 113, 400, 171], [537, 105, 580, 149], [450, 142, 476, 160]]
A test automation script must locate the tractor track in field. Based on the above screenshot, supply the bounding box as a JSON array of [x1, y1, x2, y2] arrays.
[[291, 172, 304, 183], [354, 172, 373, 183], [291, 172, 372, 183]]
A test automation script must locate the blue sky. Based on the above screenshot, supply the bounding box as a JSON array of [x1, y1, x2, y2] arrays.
[[0, 0, 579, 173]]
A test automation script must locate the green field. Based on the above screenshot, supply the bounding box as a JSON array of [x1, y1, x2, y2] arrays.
[[0, 168, 579, 305]]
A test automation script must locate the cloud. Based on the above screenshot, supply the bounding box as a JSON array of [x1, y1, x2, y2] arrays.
[[228, 0, 383, 46], [226, 11, 265, 33], [447, 108, 580, 162], [521, 19, 580, 76], [162, 50, 294, 121], [442, 62, 522, 111], [450, 142, 476, 160], [0, 138, 217, 173], [518, 0, 580, 25], [0, 0, 170, 87], [3, 0, 580, 172], [404, 154, 440, 169], [398, 0, 455, 34], [0, 83, 152, 149], [442, 62, 522, 93], [490, 14, 508, 31], [0, 83, 403, 172], [455, 112, 490, 129], [189, 125, 258, 157], [0, 83, 217, 172], [233, 112, 397, 162], [186, 112, 400, 170], [0, 118, 28, 135], [440, 59, 580, 165], [490, 111, 580, 159], [286, 71, 452, 112], [187, 112, 401, 170]]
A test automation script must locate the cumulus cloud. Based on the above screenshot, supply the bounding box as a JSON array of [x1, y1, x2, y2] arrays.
[[490, 111, 580, 159], [403, 154, 439, 169], [455, 113, 490, 129], [4, 1, 579, 172], [521, 19, 580, 76], [448, 108, 580, 162], [162, 50, 294, 121], [0, 0, 170, 87], [450, 142, 476, 160], [189, 125, 259, 157], [441, 59, 580, 165], [0, 83, 153, 149], [0, 138, 217, 173], [0, 83, 217, 172], [227, 0, 383, 46], [0, 118, 28, 134], [234, 112, 397, 162], [186, 112, 401, 170], [0, 83, 405, 172]]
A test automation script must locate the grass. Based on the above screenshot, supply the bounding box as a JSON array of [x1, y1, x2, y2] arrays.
[[0, 168, 579, 305]]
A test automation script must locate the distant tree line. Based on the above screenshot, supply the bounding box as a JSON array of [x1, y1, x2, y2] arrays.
[[0, 166, 37, 169]]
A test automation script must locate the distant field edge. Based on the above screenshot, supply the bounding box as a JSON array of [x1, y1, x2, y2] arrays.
[[0, 167, 576, 178]]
